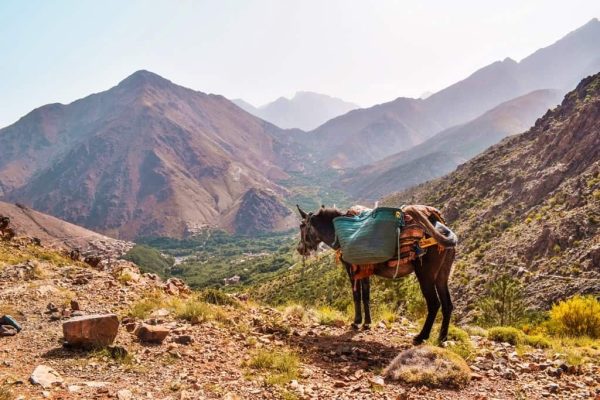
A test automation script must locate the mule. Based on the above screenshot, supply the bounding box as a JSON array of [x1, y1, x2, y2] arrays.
[[296, 205, 457, 344]]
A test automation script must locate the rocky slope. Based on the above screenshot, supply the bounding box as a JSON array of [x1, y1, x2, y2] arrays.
[[340, 89, 563, 199], [306, 18, 600, 168], [0, 201, 132, 256], [0, 70, 298, 239], [382, 73, 600, 314], [233, 92, 358, 131], [1, 233, 598, 400]]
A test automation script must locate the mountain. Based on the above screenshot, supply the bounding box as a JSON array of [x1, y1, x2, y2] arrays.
[[306, 97, 444, 169], [339, 89, 563, 199], [382, 73, 600, 312], [232, 98, 259, 115], [0, 70, 296, 239], [307, 18, 600, 168], [234, 92, 358, 131], [221, 188, 296, 235]]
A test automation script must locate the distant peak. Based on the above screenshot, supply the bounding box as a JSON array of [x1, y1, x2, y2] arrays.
[[117, 70, 172, 89]]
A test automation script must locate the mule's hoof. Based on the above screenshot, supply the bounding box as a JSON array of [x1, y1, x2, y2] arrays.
[[412, 336, 426, 345], [437, 337, 448, 346], [350, 323, 360, 330], [362, 324, 371, 331]]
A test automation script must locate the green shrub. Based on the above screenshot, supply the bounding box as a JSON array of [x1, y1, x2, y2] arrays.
[[523, 334, 551, 349], [433, 326, 475, 360], [128, 290, 165, 319], [315, 306, 347, 326], [283, 304, 310, 322], [477, 275, 525, 326], [462, 325, 488, 337], [549, 295, 600, 338], [488, 326, 524, 345], [200, 288, 239, 307]]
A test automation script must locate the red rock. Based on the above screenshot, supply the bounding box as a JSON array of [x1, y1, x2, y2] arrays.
[[63, 314, 119, 347], [135, 323, 170, 343]]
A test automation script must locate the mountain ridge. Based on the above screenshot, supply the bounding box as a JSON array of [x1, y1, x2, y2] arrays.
[[339, 89, 564, 199], [232, 91, 358, 131], [305, 18, 600, 169]]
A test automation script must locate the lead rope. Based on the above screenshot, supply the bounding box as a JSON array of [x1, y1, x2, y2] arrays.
[[393, 226, 401, 279]]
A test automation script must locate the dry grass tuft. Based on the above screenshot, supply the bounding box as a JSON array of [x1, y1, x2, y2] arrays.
[[245, 349, 300, 385], [383, 345, 471, 388]]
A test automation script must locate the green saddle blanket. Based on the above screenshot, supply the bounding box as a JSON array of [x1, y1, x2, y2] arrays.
[[333, 207, 404, 265]]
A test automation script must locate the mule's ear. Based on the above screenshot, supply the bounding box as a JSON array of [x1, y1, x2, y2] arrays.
[[321, 204, 325, 208], [296, 204, 307, 219]]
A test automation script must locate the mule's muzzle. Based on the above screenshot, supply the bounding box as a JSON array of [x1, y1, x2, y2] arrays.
[[296, 242, 310, 256]]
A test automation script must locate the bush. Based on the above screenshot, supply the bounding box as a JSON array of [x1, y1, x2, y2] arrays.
[[462, 325, 488, 337], [442, 326, 475, 360], [128, 290, 165, 319], [315, 306, 346, 326], [383, 345, 471, 388], [523, 334, 551, 349], [549, 295, 600, 338], [283, 304, 310, 322], [488, 327, 524, 345], [200, 288, 239, 307], [477, 275, 525, 326]]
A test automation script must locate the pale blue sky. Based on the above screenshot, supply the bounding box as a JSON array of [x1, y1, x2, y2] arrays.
[[1, 0, 599, 127]]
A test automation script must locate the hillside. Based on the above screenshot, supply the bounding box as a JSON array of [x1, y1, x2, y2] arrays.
[[2, 222, 599, 399], [0, 201, 132, 255], [233, 92, 358, 131], [306, 18, 600, 169], [382, 73, 600, 314], [340, 89, 563, 199], [0, 71, 298, 239]]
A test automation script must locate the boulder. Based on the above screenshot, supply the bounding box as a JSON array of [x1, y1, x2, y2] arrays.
[[135, 323, 170, 344], [63, 314, 119, 347], [30, 365, 64, 388]]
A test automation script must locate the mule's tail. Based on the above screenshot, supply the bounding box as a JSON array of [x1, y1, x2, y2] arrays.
[[402, 205, 458, 248]]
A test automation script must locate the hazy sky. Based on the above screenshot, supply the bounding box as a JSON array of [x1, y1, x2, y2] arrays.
[[1, 0, 599, 127]]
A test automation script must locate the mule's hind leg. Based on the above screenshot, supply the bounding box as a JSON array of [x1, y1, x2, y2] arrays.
[[413, 268, 440, 345], [343, 262, 362, 329], [435, 249, 455, 343], [360, 277, 372, 329]]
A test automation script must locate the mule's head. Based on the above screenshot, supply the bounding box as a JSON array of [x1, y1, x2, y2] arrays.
[[296, 205, 340, 255]]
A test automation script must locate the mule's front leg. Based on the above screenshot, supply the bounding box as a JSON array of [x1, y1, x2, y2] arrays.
[[344, 262, 362, 329], [360, 277, 372, 329]]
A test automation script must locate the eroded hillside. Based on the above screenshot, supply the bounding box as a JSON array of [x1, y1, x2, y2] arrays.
[[383, 73, 600, 315]]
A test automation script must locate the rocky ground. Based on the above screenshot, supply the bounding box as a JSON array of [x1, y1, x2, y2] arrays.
[[1, 239, 599, 400]]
